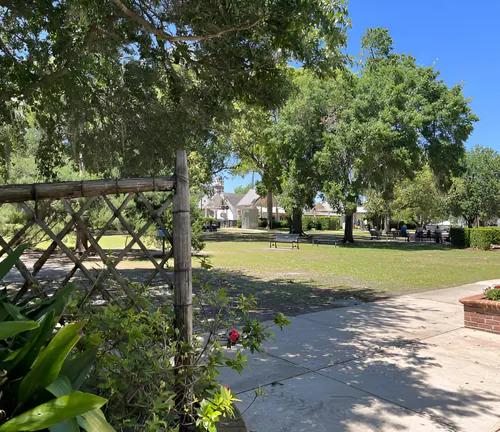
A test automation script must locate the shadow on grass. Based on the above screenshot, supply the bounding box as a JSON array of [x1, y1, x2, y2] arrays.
[[235, 295, 499, 431], [340, 241, 456, 252], [193, 268, 381, 322]]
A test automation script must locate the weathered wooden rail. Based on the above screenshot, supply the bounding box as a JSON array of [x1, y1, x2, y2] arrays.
[[0, 151, 192, 336]]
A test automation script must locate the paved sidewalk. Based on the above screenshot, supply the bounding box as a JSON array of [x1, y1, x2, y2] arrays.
[[221, 280, 500, 432]]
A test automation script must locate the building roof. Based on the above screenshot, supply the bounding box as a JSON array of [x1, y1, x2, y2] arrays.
[[236, 189, 260, 207], [223, 193, 245, 209]]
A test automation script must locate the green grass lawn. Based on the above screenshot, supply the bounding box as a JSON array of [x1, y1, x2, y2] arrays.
[[200, 240, 500, 294], [194, 240, 500, 319], [36, 234, 157, 251]]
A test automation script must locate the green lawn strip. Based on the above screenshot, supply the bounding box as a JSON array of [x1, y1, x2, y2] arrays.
[[201, 241, 500, 294]]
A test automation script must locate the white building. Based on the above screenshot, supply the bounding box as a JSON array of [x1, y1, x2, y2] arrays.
[[199, 179, 287, 224]]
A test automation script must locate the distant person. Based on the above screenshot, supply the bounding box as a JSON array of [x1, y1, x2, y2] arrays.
[[435, 226, 442, 243], [401, 224, 409, 242], [426, 226, 431, 240]]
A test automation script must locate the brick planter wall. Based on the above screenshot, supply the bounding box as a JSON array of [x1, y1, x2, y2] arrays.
[[459, 294, 500, 335]]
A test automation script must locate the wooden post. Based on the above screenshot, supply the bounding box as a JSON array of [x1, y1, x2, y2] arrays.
[[172, 150, 193, 418]]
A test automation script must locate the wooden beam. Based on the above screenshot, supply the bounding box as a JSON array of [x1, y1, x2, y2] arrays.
[[173, 150, 193, 412], [0, 176, 175, 203]]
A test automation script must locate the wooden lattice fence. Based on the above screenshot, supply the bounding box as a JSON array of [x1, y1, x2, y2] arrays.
[[0, 150, 192, 341]]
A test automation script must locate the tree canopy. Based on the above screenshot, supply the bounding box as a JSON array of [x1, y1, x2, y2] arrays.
[[0, 0, 350, 180], [321, 28, 477, 239], [448, 145, 500, 227]]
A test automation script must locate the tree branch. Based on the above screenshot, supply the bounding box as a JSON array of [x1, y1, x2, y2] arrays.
[[0, 18, 116, 102], [112, 0, 262, 43]]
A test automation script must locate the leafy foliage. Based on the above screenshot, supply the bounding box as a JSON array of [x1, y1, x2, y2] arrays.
[[0, 246, 113, 431], [448, 146, 500, 227], [390, 166, 448, 225], [321, 28, 477, 238], [485, 288, 500, 301], [0, 0, 349, 179], [233, 184, 253, 195], [72, 276, 290, 431]]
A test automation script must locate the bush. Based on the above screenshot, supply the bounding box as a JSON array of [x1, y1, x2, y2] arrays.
[[75, 277, 290, 431], [302, 216, 315, 231], [486, 288, 500, 301], [0, 246, 113, 431], [469, 228, 500, 250], [236, 219, 242, 228], [303, 216, 341, 231], [450, 227, 466, 247], [280, 219, 289, 229], [258, 218, 268, 228], [451, 227, 500, 250]]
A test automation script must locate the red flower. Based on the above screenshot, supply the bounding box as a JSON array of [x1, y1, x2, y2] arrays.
[[225, 385, 230, 391], [229, 329, 239, 343]]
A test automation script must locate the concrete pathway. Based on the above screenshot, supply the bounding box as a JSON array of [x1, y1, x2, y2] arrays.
[[221, 280, 500, 432]]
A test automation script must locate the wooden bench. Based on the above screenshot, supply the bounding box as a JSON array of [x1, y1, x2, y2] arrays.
[[270, 233, 300, 249], [369, 229, 381, 240], [310, 234, 340, 247]]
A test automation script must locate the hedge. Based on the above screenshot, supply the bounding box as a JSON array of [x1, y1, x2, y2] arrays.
[[450, 227, 500, 250], [302, 216, 341, 231]]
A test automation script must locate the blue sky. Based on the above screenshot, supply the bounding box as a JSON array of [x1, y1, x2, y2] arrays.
[[225, 0, 498, 192]]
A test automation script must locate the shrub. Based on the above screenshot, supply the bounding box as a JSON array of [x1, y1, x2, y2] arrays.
[[486, 288, 500, 301], [0, 246, 112, 431], [469, 228, 500, 250], [301, 216, 313, 231], [236, 219, 242, 228], [258, 218, 268, 228], [303, 216, 341, 231], [74, 279, 290, 431], [280, 219, 289, 229], [452, 227, 500, 249], [450, 227, 466, 247]]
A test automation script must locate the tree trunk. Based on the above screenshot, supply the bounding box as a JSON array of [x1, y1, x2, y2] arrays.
[[384, 215, 391, 234], [266, 190, 273, 230], [290, 208, 303, 234], [344, 213, 354, 243], [75, 224, 88, 254]]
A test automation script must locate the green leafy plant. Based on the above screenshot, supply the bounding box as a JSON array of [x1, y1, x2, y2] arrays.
[[73, 274, 290, 431], [485, 285, 500, 301], [0, 245, 114, 431]]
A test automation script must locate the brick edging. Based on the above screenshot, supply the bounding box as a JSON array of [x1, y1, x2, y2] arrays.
[[460, 294, 500, 335]]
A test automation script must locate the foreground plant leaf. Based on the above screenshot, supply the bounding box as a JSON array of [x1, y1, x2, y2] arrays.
[[0, 392, 107, 432]]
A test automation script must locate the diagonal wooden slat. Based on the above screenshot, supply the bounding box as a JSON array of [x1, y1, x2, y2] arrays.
[[60, 193, 135, 287], [20, 202, 113, 302], [145, 248, 173, 287], [61, 199, 138, 304], [0, 200, 54, 258], [103, 196, 173, 270], [0, 233, 47, 301], [31, 198, 96, 275], [137, 192, 174, 245], [102, 195, 173, 287], [136, 193, 176, 286]]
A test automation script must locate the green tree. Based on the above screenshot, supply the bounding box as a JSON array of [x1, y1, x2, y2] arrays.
[[0, 0, 349, 179], [321, 28, 477, 241], [448, 145, 500, 227], [234, 183, 253, 194], [227, 104, 283, 229], [391, 165, 448, 226], [274, 71, 333, 233]]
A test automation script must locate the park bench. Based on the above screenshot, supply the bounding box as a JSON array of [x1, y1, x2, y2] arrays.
[[270, 233, 300, 249], [310, 234, 340, 247], [369, 229, 381, 239]]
